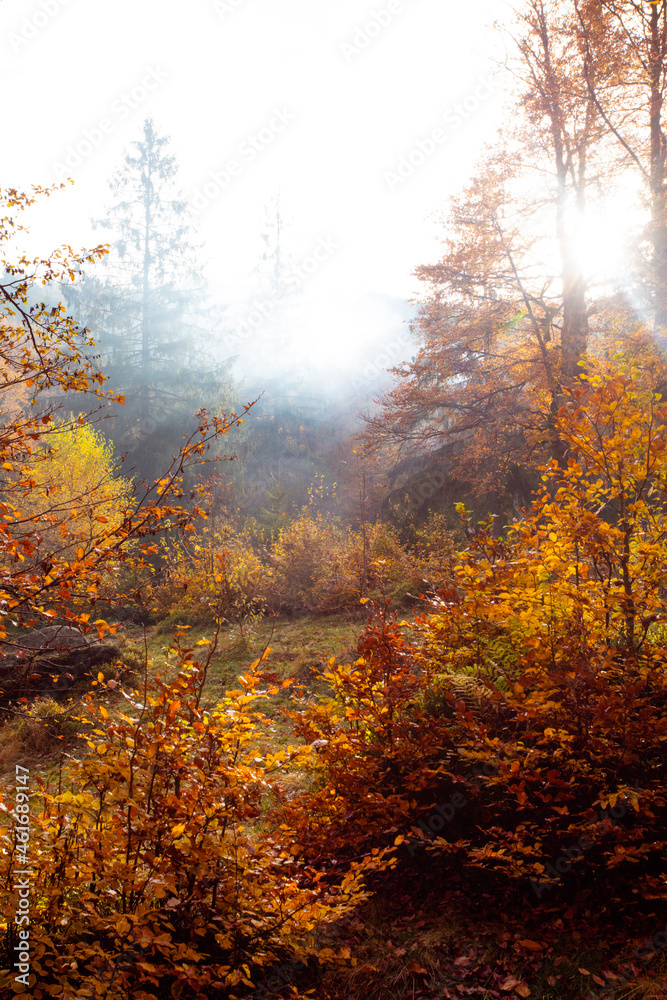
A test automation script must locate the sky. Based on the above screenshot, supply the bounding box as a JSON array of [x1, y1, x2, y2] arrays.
[[2, 0, 508, 374]]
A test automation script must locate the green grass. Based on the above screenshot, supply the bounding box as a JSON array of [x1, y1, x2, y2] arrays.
[[0, 609, 373, 785], [118, 609, 370, 705]]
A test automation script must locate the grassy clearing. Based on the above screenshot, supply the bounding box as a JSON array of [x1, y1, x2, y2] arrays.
[[0, 609, 372, 783], [118, 607, 373, 710]]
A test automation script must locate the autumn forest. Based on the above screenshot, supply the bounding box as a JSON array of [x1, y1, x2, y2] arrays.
[[2, 1, 667, 998]]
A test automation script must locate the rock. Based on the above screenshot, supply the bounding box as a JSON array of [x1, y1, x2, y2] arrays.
[[0, 626, 121, 701], [1, 626, 92, 655]]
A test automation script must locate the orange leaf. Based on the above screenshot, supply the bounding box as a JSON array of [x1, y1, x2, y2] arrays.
[[519, 940, 543, 951]]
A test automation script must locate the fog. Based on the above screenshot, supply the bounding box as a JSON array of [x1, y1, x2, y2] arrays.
[[2, 0, 505, 395]]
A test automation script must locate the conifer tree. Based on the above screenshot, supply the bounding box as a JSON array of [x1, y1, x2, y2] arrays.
[[68, 118, 232, 480]]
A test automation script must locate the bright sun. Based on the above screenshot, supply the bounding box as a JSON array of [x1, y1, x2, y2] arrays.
[[574, 183, 646, 288]]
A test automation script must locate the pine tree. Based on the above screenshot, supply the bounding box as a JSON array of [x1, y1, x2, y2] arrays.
[[68, 118, 233, 480]]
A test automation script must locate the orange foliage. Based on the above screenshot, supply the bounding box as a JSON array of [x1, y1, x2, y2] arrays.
[[283, 356, 667, 928], [0, 633, 391, 997], [0, 187, 250, 646], [152, 510, 421, 620]]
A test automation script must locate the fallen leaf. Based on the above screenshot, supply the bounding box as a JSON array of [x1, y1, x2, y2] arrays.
[[519, 939, 543, 951]]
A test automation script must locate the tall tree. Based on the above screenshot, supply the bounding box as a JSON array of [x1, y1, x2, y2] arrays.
[[573, 0, 667, 333], [367, 1, 616, 501], [68, 118, 232, 480]]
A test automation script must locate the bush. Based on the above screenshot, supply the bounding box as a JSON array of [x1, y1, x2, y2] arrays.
[[279, 357, 667, 928], [0, 634, 389, 998], [153, 510, 421, 619], [150, 521, 268, 623]]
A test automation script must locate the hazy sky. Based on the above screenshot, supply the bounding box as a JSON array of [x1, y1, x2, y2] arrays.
[[2, 0, 507, 370]]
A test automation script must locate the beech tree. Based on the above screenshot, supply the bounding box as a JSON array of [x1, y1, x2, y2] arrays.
[[367, 0, 624, 500], [573, 0, 667, 331], [0, 185, 246, 647]]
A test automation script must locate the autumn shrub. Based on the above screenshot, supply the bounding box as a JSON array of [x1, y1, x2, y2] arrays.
[[0, 633, 391, 998], [253, 514, 414, 614], [150, 521, 267, 623], [359, 521, 417, 604], [409, 511, 459, 591], [152, 504, 421, 621], [275, 599, 457, 860], [281, 356, 667, 924], [263, 512, 358, 613]]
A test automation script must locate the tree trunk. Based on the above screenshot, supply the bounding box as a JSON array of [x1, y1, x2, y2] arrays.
[[141, 151, 153, 424], [649, 3, 667, 335]]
